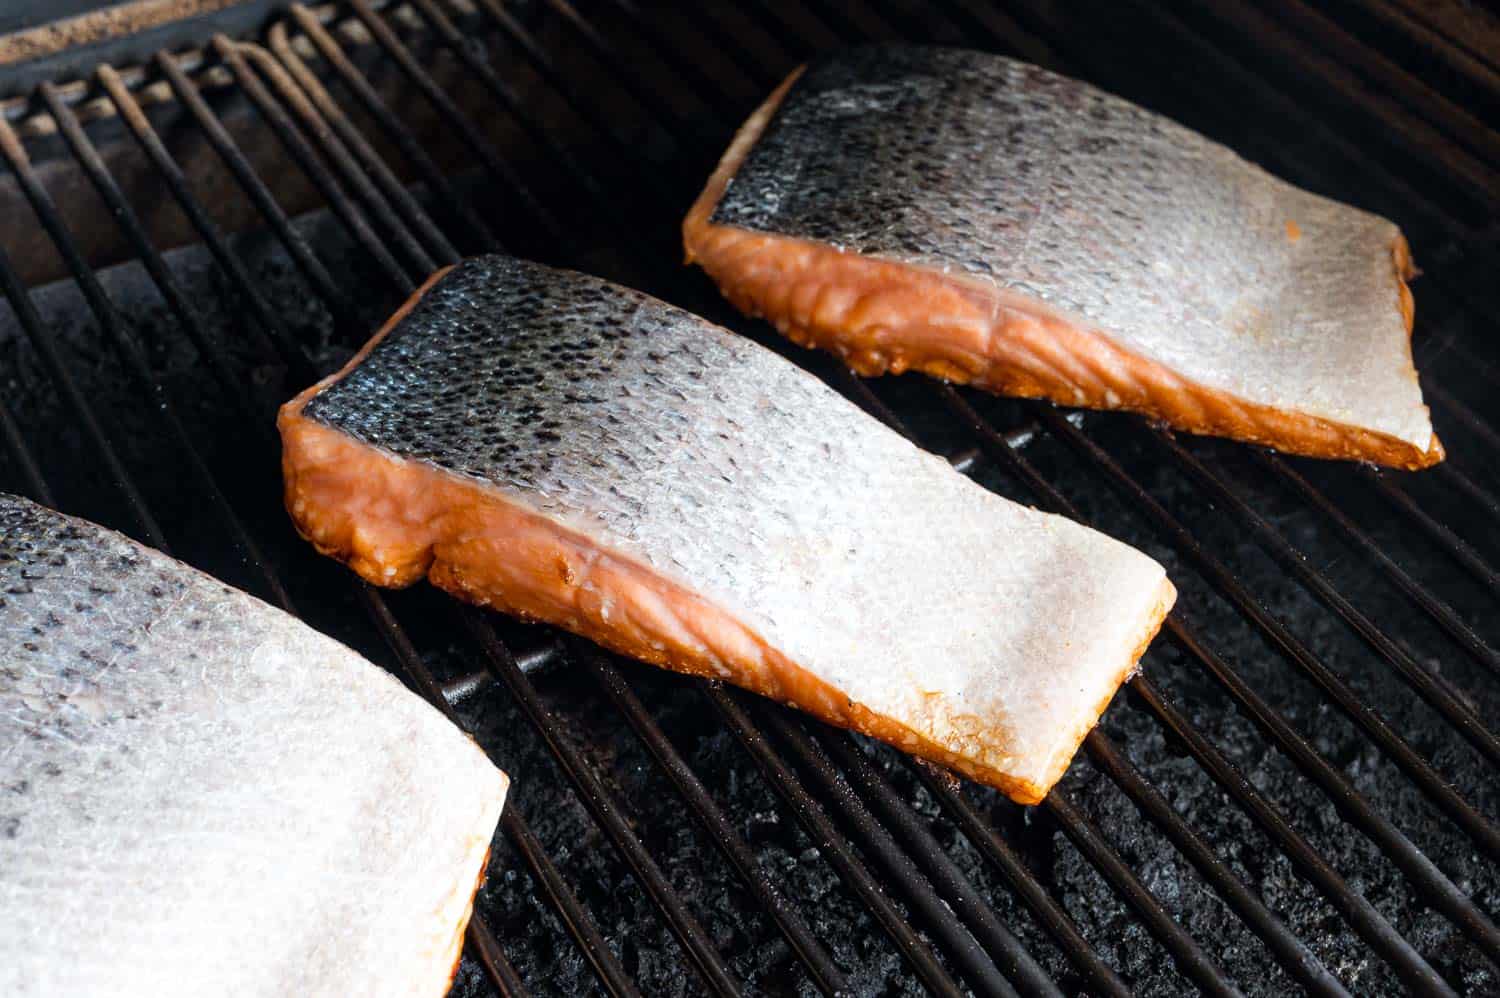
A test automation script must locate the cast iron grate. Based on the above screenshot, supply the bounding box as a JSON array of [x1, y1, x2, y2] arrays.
[[0, 2, 1497, 995]]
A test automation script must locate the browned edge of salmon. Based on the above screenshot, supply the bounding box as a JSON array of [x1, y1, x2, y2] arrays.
[[683, 67, 1443, 471], [277, 267, 1174, 805], [441, 845, 492, 992]]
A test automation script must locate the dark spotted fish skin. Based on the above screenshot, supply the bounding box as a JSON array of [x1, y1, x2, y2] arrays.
[[1, 497, 211, 756], [710, 45, 1069, 271], [305, 255, 694, 506], [304, 253, 922, 609], [0, 494, 506, 997], [709, 45, 1431, 451], [300, 256, 1171, 797]]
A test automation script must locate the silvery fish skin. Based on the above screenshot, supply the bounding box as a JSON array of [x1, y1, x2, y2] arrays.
[[282, 256, 1174, 803], [692, 45, 1436, 466], [0, 494, 507, 997]]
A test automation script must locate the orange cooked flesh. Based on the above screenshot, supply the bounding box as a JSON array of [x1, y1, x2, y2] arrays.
[[283, 397, 1170, 805]]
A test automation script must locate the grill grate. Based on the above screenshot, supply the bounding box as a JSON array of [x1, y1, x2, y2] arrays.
[[0, 2, 1497, 995]]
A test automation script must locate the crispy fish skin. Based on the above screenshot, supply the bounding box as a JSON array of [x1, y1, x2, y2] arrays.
[[684, 46, 1442, 469], [279, 256, 1175, 804], [0, 494, 507, 998]]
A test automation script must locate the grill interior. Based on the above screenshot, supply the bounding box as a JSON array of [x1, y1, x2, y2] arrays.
[[1, 2, 1498, 995]]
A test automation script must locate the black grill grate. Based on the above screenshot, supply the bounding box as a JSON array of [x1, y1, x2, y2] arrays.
[[0, 2, 1497, 995]]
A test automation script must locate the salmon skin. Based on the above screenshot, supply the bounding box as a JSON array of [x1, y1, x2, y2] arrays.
[[279, 255, 1175, 804], [685, 45, 1442, 469], [0, 494, 507, 997]]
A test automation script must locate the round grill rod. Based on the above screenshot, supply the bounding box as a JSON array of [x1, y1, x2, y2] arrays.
[[939, 386, 1500, 967]]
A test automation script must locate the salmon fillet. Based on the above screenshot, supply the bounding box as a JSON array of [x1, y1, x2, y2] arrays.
[[0, 493, 507, 997], [278, 256, 1175, 804], [684, 45, 1442, 470]]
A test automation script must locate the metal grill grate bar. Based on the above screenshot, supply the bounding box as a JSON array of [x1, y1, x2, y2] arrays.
[[1251, 451, 1500, 679], [584, 653, 851, 996], [0, 233, 167, 550], [813, 730, 1067, 998], [582, 0, 748, 121], [464, 619, 744, 997], [905, 763, 1132, 997], [1435, 461, 1500, 522], [464, 913, 532, 998], [1045, 789, 1241, 997], [1090, 0, 1471, 249], [530, 0, 703, 137], [1204, 1, 1499, 209], [1127, 674, 1451, 995], [1346, 0, 1500, 103], [498, 807, 640, 998], [1145, 424, 1500, 764], [255, 31, 458, 269], [94, 63, 315, 380], [734, 0, 820, 63], [936, 387, 1499, 967], [216, 36, 417, 292], [1362, 467, 1500, 596], [36, 81, 265, 427], [426, 0, 678, 205], [400, 0, 656, 250], [1081, 730, 1350, 997], [1430, 377, 1500, 457], [708, 687, 965, 996], [277, 7, 498, 252], [1035, 406, 1500, 857], [0, 397, 51, 507], [756, 708, 1030, 998], [837, 371, 1350, 993], [154, 51, 357, 321], [0, 114, 290, 607], [339, 0, 573, 252], [1445, 337, 1500, 387]]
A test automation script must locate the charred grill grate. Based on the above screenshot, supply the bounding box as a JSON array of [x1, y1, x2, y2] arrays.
[[0, 2, 1497, 995]]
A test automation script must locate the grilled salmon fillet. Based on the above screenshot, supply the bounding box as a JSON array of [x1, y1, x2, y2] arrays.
[[279, 256, 1175, 804], [0, 494, 508, 997], [684, 45, 1441, 469]]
